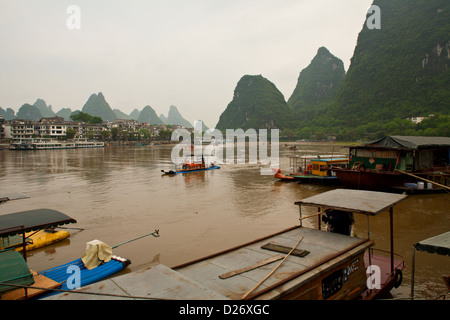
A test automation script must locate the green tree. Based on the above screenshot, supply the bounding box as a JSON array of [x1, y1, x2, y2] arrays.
[[66, 127, 77, 139]]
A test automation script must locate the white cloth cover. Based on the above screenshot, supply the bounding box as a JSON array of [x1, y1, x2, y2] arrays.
[[81, 239, 113, 270]]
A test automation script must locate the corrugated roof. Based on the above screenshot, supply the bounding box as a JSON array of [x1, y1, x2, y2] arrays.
[[0, 209, 77, 237], [414, 231, 450, 256], [361, 136, 450, 150]]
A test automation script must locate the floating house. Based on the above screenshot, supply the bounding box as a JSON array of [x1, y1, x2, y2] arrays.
[[333, 136, 450, 192]]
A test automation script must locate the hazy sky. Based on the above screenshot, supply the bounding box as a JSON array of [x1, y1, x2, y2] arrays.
[[0, 0, 373, 127]]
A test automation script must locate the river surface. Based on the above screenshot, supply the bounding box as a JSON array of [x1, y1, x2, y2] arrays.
[[1, 142, 449, 300]]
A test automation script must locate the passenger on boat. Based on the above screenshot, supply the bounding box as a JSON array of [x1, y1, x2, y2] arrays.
[[322, 210, 354, 236]]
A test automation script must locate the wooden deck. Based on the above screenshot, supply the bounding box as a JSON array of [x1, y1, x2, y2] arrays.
[[1, 270, 61, 300]]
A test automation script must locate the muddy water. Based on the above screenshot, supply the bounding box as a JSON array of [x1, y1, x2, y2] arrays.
[[1, 142, 448, 300]]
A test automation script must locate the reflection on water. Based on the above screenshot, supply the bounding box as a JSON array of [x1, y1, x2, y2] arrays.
[[0, 142, 448, 300]]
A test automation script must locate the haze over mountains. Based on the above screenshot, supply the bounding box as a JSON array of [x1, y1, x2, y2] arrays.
[[1, 93, 195, 128], [2, 0, 449, 139]]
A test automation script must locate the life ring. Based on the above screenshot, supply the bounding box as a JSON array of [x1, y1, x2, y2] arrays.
[[393, 269, 403, 288]]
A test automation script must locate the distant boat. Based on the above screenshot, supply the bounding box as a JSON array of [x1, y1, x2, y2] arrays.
[[332, 136, 450, 193], [161, 157, 220, 175], [10, 139, 75, 150], [74, 140, 105, 148], [162, 164, 220, 175], [10, 138, 104, 150], [275, 155, 348, 184]]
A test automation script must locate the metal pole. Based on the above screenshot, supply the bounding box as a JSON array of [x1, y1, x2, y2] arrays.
[[411, 246, 416, 299], [112, 230, 160, 249], [318, 207, 321, 230], [367, 215, 372, 274], [299, 206, 302, 227], [390, 207, 394, 273], [22, 232, 27, 262]]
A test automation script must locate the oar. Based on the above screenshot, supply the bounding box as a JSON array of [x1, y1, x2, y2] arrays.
[[395, 169, 450, 192], [112, 229, 160, 249]]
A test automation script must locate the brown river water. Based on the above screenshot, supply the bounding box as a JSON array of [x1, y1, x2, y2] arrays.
[[1, 142, 449, 300]]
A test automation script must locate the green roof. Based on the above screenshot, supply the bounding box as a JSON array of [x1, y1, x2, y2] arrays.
[[0, 209, 77, 238], [0, 250, 34, 293], [360, 136, 450, 150]]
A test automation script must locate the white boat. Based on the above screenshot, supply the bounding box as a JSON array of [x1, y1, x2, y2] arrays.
[[10, 139, 75, 150], [74, 140, 105, 148], [10, 138, 104, 150]]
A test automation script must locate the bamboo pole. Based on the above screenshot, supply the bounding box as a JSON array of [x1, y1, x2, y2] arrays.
[[241, 236, 303, 300], [299, 209, 327, 222], [112, 230, 160, 249], [395, 169, 450, 191]]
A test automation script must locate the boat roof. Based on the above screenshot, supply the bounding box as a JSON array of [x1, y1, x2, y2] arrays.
[[414, 231, 450, 256], [0, 209, 77, 237], [0, 250, 34, 294], [352, 136, 450, 150], [294, 189, 408, 216]]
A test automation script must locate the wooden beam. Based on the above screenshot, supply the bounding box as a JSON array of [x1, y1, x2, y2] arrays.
[[218, 255, 284, 279]]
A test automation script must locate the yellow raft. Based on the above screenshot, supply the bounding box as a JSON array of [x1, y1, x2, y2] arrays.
[[1, 230, 70, 252]]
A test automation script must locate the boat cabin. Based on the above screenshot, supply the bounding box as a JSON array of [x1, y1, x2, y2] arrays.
[[348, 136, 450, 174], [334, 136, 450, 191], [289, 155, 348, 176]]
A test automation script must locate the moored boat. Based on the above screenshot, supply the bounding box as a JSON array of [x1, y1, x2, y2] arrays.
[[0, 208, 132, 300], [46, 189, 408, 300], [74, 139, 105, 148], [275, 155, 348, 184], [38, 241, 131, 299], [410, 231, 450, 299], [333, 136, 450, 193], [0, 209, 78, 300], [1, 229, 70, 252], [10, 139, 75, 150]]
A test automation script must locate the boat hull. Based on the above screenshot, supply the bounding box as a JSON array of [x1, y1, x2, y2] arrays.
[[162, 166, 220, 175], [333, 168, 416, 191], [39, 256, 130, 298], [18, 230, 70, 252], [1, 230, 70, 252]]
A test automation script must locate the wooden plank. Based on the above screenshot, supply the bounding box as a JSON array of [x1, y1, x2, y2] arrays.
[[0, 270, 61, 300], [261, 243, 310, 257], [219, 255, 284, 279]]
